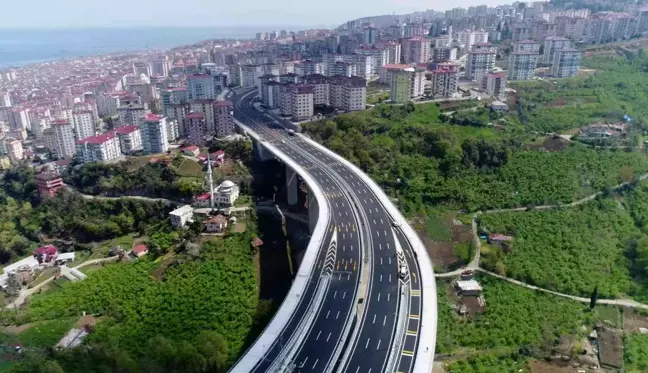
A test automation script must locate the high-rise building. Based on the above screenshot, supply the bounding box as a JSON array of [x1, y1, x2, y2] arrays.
[[5, 138, 23, 164], [190, 99, 216, 135], [260, 81, 283, 108], [483, 72, 507, 97], [1, 91, 11, 107], [113, 125, 142, 154], [508, 51, 540, 80], [543, 37, 571, 64], [188, 74, 221, 101], [302, 75, 330, 106], [186, 113, 207, 146], [279, 85, 314, 121], [430, 62, 460, 98], [214, 100, 235, 138], [329, 76, 367, 112], [117, 104, 148, 126], [76, 133, 121, 164], [140, 114, 169, 154], [552, 48, 582, 78], [363, 27, 378, 45], [161, 88, 188, 117], [35, 169, 63, 198], [432, 47, 457, 62], [150, 58, 171, 77], [329, 62, 357, 77], [50, 119, 76, 158], [389, 67, 425, 103], [72, 110, 95, 140], [465, 44, 497, 81], [382, 42, 402, 64], [401, 37, 430, 64], [355, 46, 389, 77]]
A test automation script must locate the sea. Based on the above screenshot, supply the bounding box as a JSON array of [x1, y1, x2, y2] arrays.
[[0, 27, 280, 69]]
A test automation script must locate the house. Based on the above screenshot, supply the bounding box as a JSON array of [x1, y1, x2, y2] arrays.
[[55, 252, 76, 266], [487, 233, 514, 251], [212, 150, 225, 165], [205, 215, 228, 233], [181, 145, 200, 157], [131, 244, 149, 257], [33, 245, 58, 264], [170, 205, 194, 228], [490, 101, 508, 112], [193, 192, 211, 207], [455, 279, 483, 296]]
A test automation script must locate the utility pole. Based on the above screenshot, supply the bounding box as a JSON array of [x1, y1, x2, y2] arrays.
[[206, 153, 215, 214]]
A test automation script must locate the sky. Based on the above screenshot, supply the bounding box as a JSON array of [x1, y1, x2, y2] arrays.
[[3, 0, 515, 29]]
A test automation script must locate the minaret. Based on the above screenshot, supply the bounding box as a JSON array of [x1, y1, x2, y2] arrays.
[[206, 153, 215, 211]]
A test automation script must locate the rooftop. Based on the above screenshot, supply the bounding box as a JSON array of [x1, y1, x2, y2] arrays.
[[113, 125, 139, 134], [76, 133, 115, 145]]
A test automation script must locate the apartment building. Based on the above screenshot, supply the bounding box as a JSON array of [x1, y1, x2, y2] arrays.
[[382, 42, 402, 64], [552, 48, 582, 78], [389, 67, 425, 103], [543, 37, 571, 64], [214, 100, 235, 138], [329, 62, 357, 77], [190, 99, 216, 135], [113, 125, 142, 154], [457, 29, 489, 49], [329, 76, 367, 112], [185, 113, 207, 146], [260, 81, 283, 108], [140, 114, 169, 154], [96, 93, 121, 117], [166, 119, 180, 142], [161, 88, 188, 117], [5, 138, 23, 164], [301, 75, 330, 106], [75, 133, 121, 164], [280, 85, 314, 121], [299, 60, 326, 76], [117, 104, 148, 126], [401, 37, 430, 64], [72, 110, 95, 141], [187, 74, 221, 101], [50, 119, 76, 158], [509, 42, 540, 81], [355, 46, 389, 77], [432, 47, 457, 62], [483, 72, 507, 97], [379, 64, 411, 84], [430, 62, 460, 98], [241, 64, 262, 88], [465, 44, 497, 81], [555, 16, 586, 40]]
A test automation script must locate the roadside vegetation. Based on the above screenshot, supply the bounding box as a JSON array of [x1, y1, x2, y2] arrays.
[[625, 333, 648, 372]]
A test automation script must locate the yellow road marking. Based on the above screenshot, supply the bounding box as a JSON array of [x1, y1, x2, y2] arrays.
[[402, 350, 414, 356], [410, 314, 420, 319]]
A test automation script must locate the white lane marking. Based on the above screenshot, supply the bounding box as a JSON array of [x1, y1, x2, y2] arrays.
[[348, 273, 351, 280], [355, 367, 360, 373], [345, 211, 348, 216], [377, 292, 381, 302], [339, 273, 342, 280], [326, 309, 331, 318], [343, 245, 346, 252], [380, 218, 383, 224], [384, 230, 387, 236], [312, 359, 319, 369], [389, 274, 392, 283], [376, 230, 380, 237], [343, 233, 346, 239], [326, 332, 332, 342], [387, 243, 390, 249], [350, 245, 353, 251], [375, 208, 379, 213], [372, 314, 376, 324], [333, 291, 337, 299], [376, 340, 381, 350], [387, 293, 391, 302], [336, 310, 340, 319], [365, 338, 371, 349], [342, 292, 346, 299], [336, 202, 339, 207], [303, 357, 309, 365], [380, 274, 382, 282], [316, 330, 322, 340], [373, 219, 376, 224], [383, 315, 387, 325], [364, 198, 367, 203]]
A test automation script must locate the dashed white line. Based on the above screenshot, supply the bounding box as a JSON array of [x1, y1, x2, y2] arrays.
[[336, 310, 340, 319], [365, 338, 371, 349], [376, 340, 381, 350], [380, 274, 382, 282], [380, 218, 383, 224], [342, 292, 346, 299], [387, 293, 391, 302], [326, 309, 330, 318], [389, 274, 392, 283], [333, 291, 337, 299], [312, 359, 319, 369], [376, 230, 380, 236], [326, 332, 332, 342], [316, 330, 322, 340], [377, 292, 381, 302], [384, 230, 387, 236], [372, 314, 376, 324], [380, 257, 383, 265], [383, 315, 387, 325]]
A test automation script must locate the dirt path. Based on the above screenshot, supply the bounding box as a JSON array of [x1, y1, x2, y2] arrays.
[[435, 173, 648, 311]]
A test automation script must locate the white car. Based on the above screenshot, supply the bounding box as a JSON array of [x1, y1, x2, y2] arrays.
[[399, 264, 407, 278]]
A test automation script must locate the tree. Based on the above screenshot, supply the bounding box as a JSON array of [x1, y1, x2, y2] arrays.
[[590, 286, 599, 310]]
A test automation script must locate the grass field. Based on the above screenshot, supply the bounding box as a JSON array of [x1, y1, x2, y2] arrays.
[[14, 317, 76, 348]]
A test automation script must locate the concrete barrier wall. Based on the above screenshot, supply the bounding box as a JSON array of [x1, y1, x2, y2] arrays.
[[300, 135, 438, 373], [229, 121, 331, 373]]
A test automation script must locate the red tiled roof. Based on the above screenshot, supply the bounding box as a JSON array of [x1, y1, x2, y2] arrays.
[[183, 145, 199, 151], [132, 244, 148, 254], [213, 100, 233, 107], [51, 119, 69, 125], [114, 125, 139, 134], [144, 114, 164, 121], [34, 244, 58, 255], [194, 192, 210, 200], [76, 133, 115, 145], [186, 113, 204, 119]]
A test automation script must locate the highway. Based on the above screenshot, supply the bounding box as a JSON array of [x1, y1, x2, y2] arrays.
[[229, 88, 431, 373]]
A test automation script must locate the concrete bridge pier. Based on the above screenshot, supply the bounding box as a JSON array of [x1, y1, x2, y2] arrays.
[[253, 140, 274, 162], [308, 189, 318, 234], [286, 166, 299, 206]]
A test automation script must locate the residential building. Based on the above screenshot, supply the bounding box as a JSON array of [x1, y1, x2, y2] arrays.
[[329, 76, 367, 112], [75, 132, 121, 163], [117, 104, 148, 126], [167, 104, 189, 136], [214, 100, 235, 138], [363, 27, 377, 44], [113, 125, 142, 153], [543, 37, 571, 64], [241, 64, 262, 88], [383, 42, 402, 64], [379, 64, 411, 84], [96, 93, 121, 117], [355, 46, 389, 77], [465, 44, 497, 81], [140, 114, 169, 154], [187, 74, 220, 100], [401, 37, 430, 63], [206, 215, 228, 233], [483, 72, 507, 97], [351, 54, 374, 80], [279, 73, 300, 84], [72, 110, 95, 140], [432, 47, 457, 62], [190, 99, 216, 135], [50, 119, 76, 158], [302, 75, 330, 106], [430, 62, 460, 98], [260, 81, 283, 108], [150, 58, 170, 77], [509, 42, 540, 81], [167, 119, 180, 142], [329, 62, 357, 77], [8, 108, 30, 132], [552, 48, 582, 78], [389, 67, 425, 103], [5, 138, 23, 164], [280, 85, 314, 121], [185, 113, 207, 146], [457, 29, 489, 49], [35, 169, 64, 198], [555, 16, 586, 40], [170, 205, 194, 228], [161, 88, 188, 117]]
